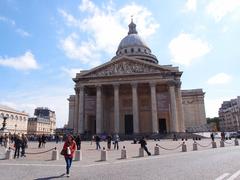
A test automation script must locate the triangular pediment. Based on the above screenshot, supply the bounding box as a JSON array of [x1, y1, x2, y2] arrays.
[[79, 56, 179, 78]]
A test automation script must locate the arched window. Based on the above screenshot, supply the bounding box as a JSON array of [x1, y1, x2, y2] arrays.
[[124, 49, 127, 53], [11, 115, 14, 120], [15, 115, 18, 120], [131, 48, 134, 53], [20, 116, 22, 121]]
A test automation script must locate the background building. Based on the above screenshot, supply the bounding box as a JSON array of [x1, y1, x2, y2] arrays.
[[67, 21, 206, 135], [27, 107, 56, 135], [0, 104, 28, 134], [219, 96, 240, 131]]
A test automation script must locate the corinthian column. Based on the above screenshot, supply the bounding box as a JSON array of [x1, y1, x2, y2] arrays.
[[150, 82, 158, 133], [74, 87, 79, 133], [132, 82, 139, 134], [176, 81, 185, 132], [96, 85, 102, 134], [114, 83, 120, 133], [169, 83, 178, 132], [78, 85, 85, 134]]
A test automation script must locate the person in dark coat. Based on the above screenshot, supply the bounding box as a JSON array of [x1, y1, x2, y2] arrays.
[[75, 134, 81, 150], [210, 133, 215, 142], [21, 134, 28, 157], [107, 134, 112, 150], [95, 135, 101, 150], [38, 135, 42, 148], [14, 134, 22, 158], [42, 134, 46, 148], [139, 137, 151, 156]]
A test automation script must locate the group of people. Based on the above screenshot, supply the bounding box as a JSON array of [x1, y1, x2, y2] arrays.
[[13, 133, 28, 158], [38, 134, 47, 148], [93, 133, 120, 150]]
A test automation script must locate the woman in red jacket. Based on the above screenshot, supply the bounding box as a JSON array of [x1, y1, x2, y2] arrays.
[[62, 134, 76, 177]]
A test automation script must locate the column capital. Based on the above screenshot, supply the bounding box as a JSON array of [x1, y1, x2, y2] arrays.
[[113, 83, 120, 89], [74, 87, 80, 94], [167, 80, 177, 87], [79, 85, 85, 91], [131, 82, 138, 88], [96, 84, 102, 90], [149, 81, 156, 88]]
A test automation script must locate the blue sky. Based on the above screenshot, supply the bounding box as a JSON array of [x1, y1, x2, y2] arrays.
[[0, 0, 240, 127]]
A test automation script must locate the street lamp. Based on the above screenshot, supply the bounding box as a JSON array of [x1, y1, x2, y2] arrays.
[[1, 115, 8, 131]]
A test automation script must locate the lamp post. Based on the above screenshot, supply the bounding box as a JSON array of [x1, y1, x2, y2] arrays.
[[1, 116, 8, 131]]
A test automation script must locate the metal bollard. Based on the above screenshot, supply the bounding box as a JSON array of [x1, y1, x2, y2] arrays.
[[193, 142, 198, 151], [182, 142, 187, 152], [154, 144, 160, 155], [139, 148, 144, 157], [212, 141, 217, 148], [121, 146, 127, 159], [5, 148, 12, 160], [74, 150, 82, 161], [220, 140, 225, 147], [101, 147, 108, 161], [235, 138, 239, 146], [52, 148, 59, 160]]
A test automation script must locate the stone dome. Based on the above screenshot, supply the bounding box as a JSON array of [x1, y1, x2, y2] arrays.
[[115, 20, 158, 64]]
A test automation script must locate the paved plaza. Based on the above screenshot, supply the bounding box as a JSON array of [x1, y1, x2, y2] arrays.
[[0, 138, 239, 179]]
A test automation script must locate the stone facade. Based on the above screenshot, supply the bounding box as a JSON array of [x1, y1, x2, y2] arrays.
[[27, 107, 56, 135], [67, 21, 206, 135], [0, 104, 28, 134], [219, 96, 240, 131], [182, 89, 206, 130]]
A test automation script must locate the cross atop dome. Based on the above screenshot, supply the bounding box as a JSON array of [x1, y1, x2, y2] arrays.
[[128, 17, 138, 35]]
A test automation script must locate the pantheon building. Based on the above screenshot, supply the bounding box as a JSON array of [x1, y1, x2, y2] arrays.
[[67, 21, 206, 135]]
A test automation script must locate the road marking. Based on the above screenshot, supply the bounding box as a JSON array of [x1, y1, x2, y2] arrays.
[[226, 170, 240, 180], [215, 173, 230, 180]]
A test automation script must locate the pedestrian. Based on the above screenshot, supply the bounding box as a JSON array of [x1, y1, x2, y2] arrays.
[[61, 134, 76, 177], [210, 133, 215, 141], [0, 135, 3, 146], [21, 134, 28, 157], [14, 134, 22, 159], [139, 137, 151, 156], [95, 135, 101, 150], [107, 134, 112, 150], [55, 134, 59, 144], [75, 134, 81, 150], [4, 134, 9, 149], [113, 133, 120, 150], [38, 135, 42, 148], [221, 132, 225, 141], [42, 134, 46, 148]]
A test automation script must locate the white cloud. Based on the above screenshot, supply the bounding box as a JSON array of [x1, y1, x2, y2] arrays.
[[0, 51, 39, 70], [62, 67, 82, 78], [206, 0, 240, 22], [16, 28, 31, 37], [60, 33, 102, 67], [183, 0, 197, 12], [0, 16, 31, 37], [168, 33, 211, 66], [207, 73, 232, 85], [59, 0, 159, 67]]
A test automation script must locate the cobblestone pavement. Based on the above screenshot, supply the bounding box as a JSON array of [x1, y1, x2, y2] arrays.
[[0, 141, 240, 180]]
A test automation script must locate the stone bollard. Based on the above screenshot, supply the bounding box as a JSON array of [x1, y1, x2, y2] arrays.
[[52, 148, 59, 160], [235, 138, 239, 146], [212, 141, 217, 148], [5, 148, 12, 160], [193, 142, 198, 151], [182, 142, 187, 152], [220, 140, 225, 147], [121, 146, 127, 159], [154, 144, 160, 155], [74, 150, 82, 161], [139, 148, 144, 157], [101, 147, 108, 161]]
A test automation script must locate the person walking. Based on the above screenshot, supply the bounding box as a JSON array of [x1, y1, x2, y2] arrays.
[[62, 134, 76, 177], [139, 137, 151, 156], [38, 135, 42, 148], [21, 134, 28, 157], [14, 134, 22, 159], [113, 133, 120, 150], [210, 133, 215, 141], [95, 135, 101, 150], [75, 134, 81, 150], [107, 134, 112, 150], [41, 134, 46, 148]]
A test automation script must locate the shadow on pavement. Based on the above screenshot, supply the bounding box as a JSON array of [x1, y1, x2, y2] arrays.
[[33, 173, 65, 180]]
